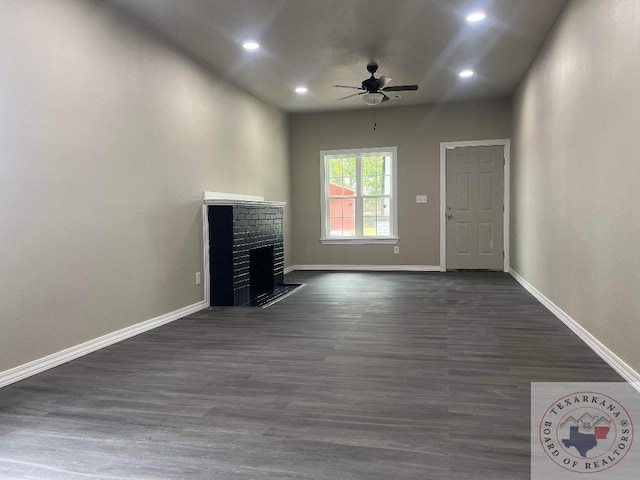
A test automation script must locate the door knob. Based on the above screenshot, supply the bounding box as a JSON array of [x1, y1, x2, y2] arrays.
[[446, 212, 453, 219]]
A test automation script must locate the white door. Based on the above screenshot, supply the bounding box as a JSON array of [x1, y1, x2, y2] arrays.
[[445, 145, 504, 270]]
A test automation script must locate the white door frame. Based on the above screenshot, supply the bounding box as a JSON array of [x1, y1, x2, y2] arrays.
[[439, 139, 510, 272]]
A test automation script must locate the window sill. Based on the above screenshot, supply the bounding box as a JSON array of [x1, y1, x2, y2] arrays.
[[320, 237, 399, 245]]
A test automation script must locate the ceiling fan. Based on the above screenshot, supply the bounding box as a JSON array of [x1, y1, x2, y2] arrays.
[[334, 63, 419, 105]]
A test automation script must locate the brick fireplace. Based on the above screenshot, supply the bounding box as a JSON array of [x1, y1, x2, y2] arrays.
[[205, 193, 286, 306]]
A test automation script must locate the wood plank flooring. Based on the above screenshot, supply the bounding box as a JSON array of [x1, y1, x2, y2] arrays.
[[0, 272, 624, 479]]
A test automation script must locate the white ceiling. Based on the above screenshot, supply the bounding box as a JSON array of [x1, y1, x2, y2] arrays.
[[111, 0, 567, 112]]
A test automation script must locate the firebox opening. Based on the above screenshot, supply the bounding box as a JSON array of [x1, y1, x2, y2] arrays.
[[250, 246, 275, 298]]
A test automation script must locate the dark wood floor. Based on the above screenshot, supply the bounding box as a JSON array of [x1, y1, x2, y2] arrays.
[[0, 272, 623, 479]]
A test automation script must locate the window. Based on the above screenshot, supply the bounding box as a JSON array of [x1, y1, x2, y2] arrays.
[[320, 147, 398, 244]]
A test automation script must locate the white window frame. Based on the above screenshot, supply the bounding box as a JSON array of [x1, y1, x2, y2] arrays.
[[320, 146, 399, 245]]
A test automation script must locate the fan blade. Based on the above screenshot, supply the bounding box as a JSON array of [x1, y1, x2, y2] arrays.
[[382, 85, 419, 92], [334, 85, 363, 90], [381, 93, 390, 103], [370, 76, 392, 92], [337, 92, 364, 101], [379, 76, 392, 88]]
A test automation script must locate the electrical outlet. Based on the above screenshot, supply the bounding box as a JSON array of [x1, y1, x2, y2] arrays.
[[416, 195, 428, 204], [195, 272, 201, 285], [393, 246, 400, 255]]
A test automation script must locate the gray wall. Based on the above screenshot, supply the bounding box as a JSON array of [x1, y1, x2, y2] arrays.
[[512, 0, 640, 370], [0, 0, 291, 372], [290, 100, 511, 267]]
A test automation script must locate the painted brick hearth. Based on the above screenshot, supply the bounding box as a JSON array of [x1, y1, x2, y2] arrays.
[[208, 205, 284, 306]]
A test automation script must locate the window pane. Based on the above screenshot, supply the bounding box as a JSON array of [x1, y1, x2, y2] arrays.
[[330, 198, 342, 217], [363, 198, 377, 216], [329, 179, 356, 197], [343, 175, 356, 192], [328, 157, 356, 194], [328, 157, 356, 193], [377, 197, 389, 215], [329, 217, 343, 236], [362, 156, 376, 176], [329, 198, 355, 237], [376, 216, 390, 236], [328, 157, 342, 177], [342, 157, 355, 178], [363, 217, 376, 236], [377, 157, 391, 195], [362, 198, 391, 236], [362, 176, 378, 195], [343, 219, 355, 236], [382, 174, 391, 195], [329, 177, 343, 196], [382, 156, 391, 174], [342, 158, 356, 192]]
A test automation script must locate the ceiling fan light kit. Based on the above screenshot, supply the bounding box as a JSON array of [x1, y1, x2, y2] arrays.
[[362, 92, 384, 105], [334, 63, 419, 106]]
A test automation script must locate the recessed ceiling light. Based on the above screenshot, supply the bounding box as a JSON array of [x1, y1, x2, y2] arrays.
[[466, 10, 486, 23], [242, 41, 260, 51], [459, 69, 474, 78], [295, 86, 308, 94]]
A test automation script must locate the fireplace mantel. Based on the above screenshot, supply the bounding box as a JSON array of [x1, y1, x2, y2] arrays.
[[203, 191, 286, 207]]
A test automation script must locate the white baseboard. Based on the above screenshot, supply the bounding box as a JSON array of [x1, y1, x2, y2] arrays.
[[292, 264, 441, 272], [284, 265, 295, 275], [0, 300, 209, 389], [510, 269, 640, 390]]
